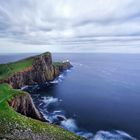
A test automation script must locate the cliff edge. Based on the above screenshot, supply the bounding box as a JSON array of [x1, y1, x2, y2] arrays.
[[0, 53, 84, 140], [0, 84, 84, 140], [0, 52, 72, 88]]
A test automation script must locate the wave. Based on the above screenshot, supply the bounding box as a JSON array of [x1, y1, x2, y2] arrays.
[[60, 118, 136, 140], [37, 97, 136, 140], [37, 96, 137, 140], [93, 130, 137, 140], [50, 74, 65, 84], [77, 131, 94, 140], [50, 67, 72, 84], [35, 95, 137, 140], [61, 119, 78, 132], [41, 96, 60, 106], [50, 79, 59, 84], [60, 118, 94, 139]]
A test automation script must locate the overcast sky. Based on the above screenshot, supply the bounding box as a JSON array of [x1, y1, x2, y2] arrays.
[[0, 0, 140, 53]]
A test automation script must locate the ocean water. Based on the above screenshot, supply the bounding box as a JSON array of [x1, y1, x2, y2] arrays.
[[0, 53, 140, 140]]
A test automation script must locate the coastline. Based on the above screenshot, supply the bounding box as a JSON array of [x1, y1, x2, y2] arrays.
[[0, 52, 84, 140]]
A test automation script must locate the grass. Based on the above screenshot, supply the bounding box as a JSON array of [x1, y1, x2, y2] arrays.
[[0, 52, 53, 81], [0, 84, 84, 140], [0, 58, 34, 80], [53, 62, 64, 67]]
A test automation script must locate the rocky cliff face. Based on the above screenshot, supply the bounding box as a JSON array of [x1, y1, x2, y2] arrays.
[[9, 93, 46, 121], [2, 53, 72, 89], [1, 52, 72, 123]]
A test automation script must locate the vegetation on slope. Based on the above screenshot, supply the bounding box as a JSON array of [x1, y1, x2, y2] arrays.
[[0, 84, 84, 140], [0, 52, 63, 81], [53, 62, 64, 67], [0, 58, 34, 80]]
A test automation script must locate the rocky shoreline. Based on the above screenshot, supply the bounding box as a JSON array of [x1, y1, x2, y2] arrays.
[[0, 52, 83, 140], [0, 52, 72, 123]]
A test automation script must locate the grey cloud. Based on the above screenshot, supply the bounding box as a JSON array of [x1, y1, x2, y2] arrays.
[[0, 0, 140, 52]]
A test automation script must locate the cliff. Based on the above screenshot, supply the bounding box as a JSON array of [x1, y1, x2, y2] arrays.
[[0, 52, 85, 140], [8, 92, 45, 121], [0, 53, 84, 140], [0, 84, 84, 140], [0, 52, 72, 89], [0, 52, 73, 122]]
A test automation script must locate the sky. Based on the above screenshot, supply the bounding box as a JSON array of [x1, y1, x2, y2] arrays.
[[0, 0, 140, 53]]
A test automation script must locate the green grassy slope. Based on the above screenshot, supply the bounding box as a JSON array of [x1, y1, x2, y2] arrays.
[[0, 84, 84, 140], [0, 58, 34, 80]]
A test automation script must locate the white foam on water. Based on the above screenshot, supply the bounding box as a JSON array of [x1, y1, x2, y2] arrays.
[[42, 96, 59, 106], [33, 94, 137, 140], [50, 79, 59, 84], [61, 119, 78, 132], [34, 89, 137, 140], [53, 110, 62, 113], [59, 74, 64, 79], [93, 130, 137, 140], [60, 118, 94, 139], [50, 74, 64, 84], [59, 117, 137, 140], [116, 130, 137, 140], [50, 67, 72, 84], [21, 85, 28, 90], [41, 113, 53, 123], [39, 100, 137, 140], [77, 131, 94, 140], [39, 96, 137, 140]]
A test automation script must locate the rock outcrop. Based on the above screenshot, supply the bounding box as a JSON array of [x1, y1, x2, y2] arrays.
[[9, 92, 45, 121], [1, 52, 72, 89]]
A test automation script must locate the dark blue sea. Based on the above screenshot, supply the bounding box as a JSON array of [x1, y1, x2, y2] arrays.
[[0, 53, 140, 140]]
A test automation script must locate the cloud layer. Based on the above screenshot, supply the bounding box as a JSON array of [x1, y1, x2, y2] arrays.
[[0, 0, 140, 52]]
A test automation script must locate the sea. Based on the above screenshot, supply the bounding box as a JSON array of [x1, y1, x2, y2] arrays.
[[0, 53, 140, 140]]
